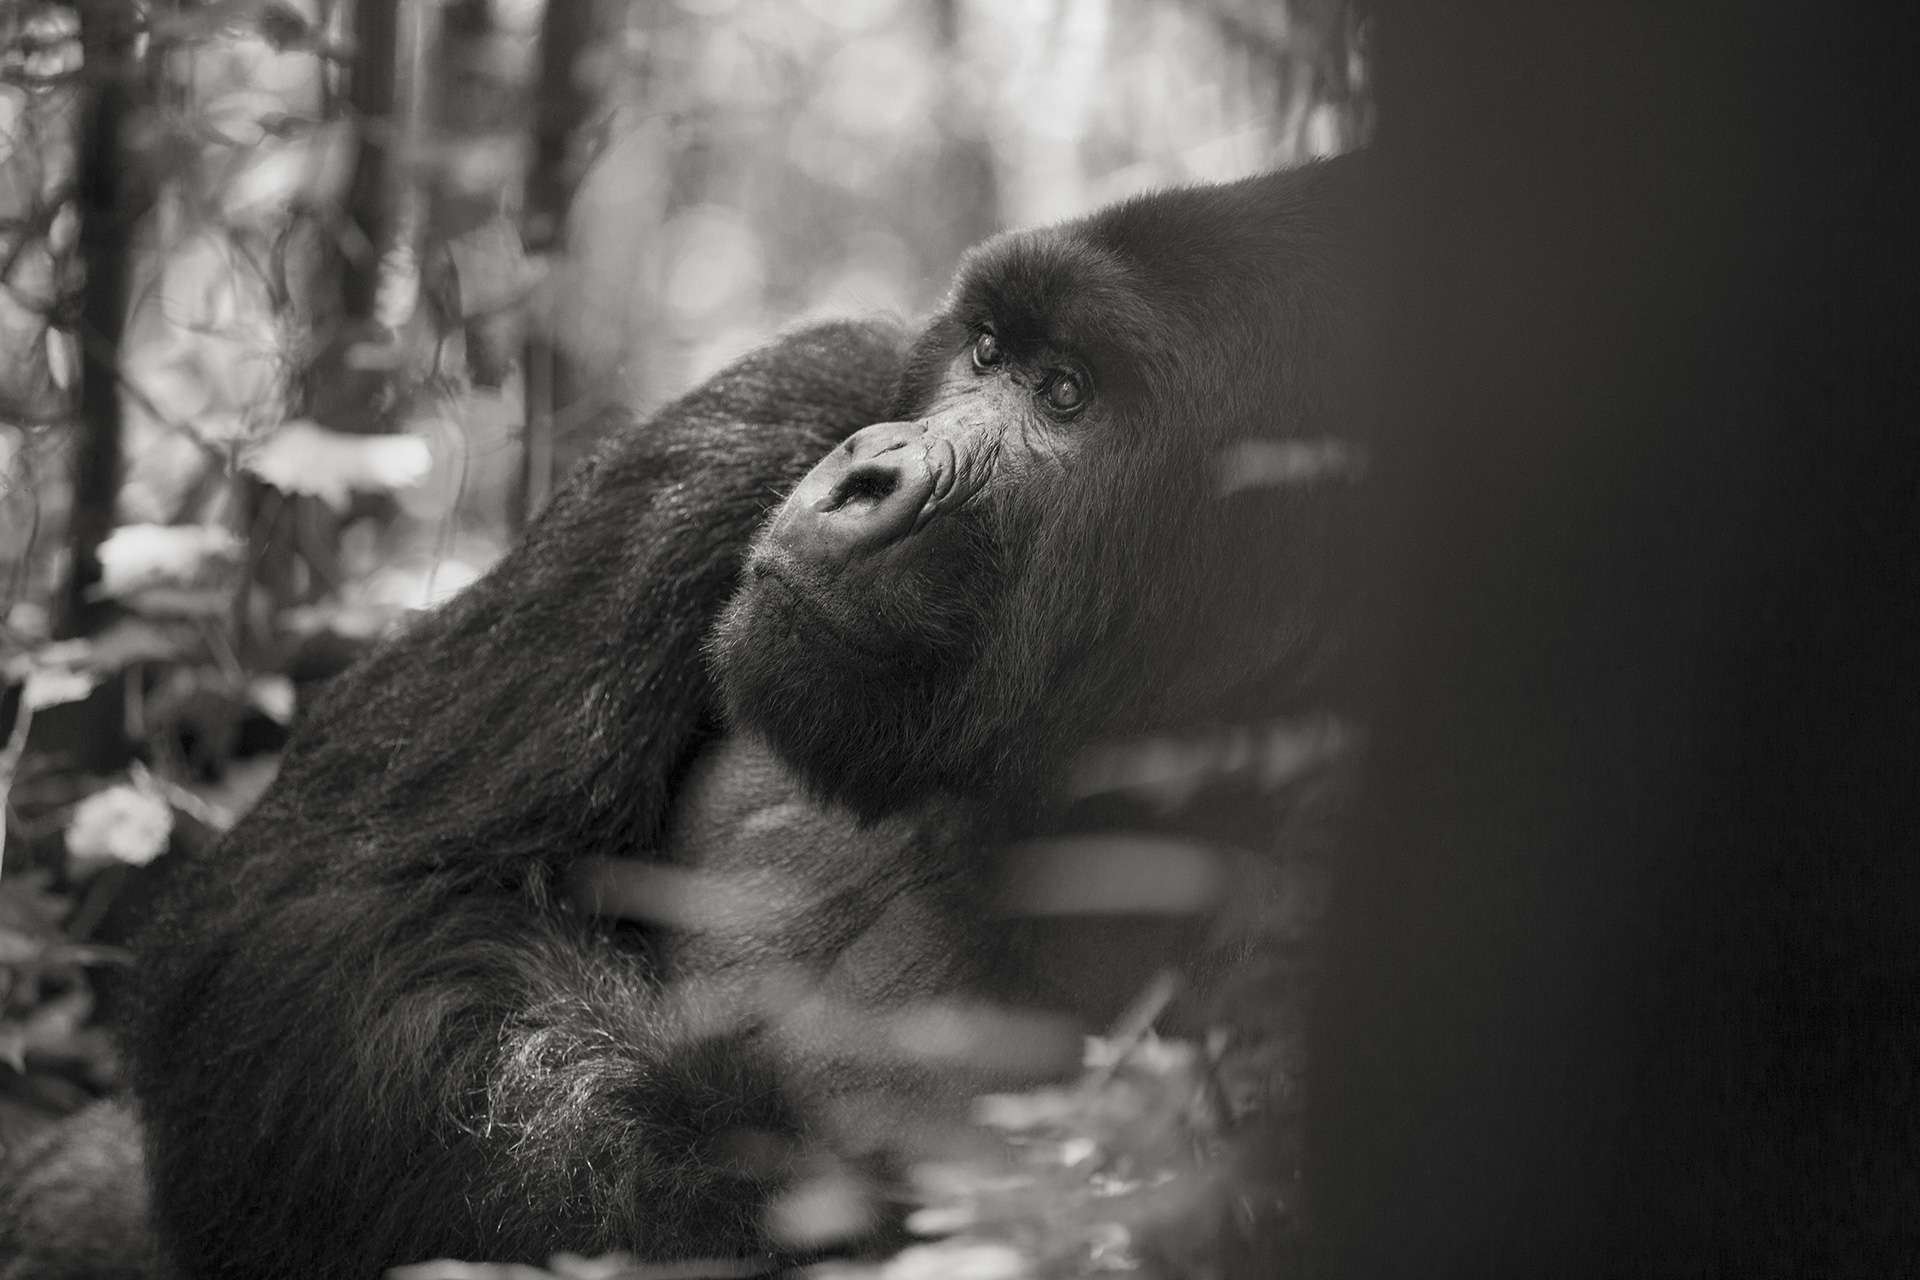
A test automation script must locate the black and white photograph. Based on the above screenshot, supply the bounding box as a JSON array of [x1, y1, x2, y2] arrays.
[[0, 2, 1914, 1278]]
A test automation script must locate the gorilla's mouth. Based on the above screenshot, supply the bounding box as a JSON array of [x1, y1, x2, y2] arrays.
[[747, 560, 898, 661]]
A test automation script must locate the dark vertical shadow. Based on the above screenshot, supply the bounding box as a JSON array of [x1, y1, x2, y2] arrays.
[[1312, 4, 1920, 1275]]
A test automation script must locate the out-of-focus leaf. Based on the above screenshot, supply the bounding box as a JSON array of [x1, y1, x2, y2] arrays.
[[1214, 437, 1366, 494], [85, 618, 194, 672], [179, 754, 280, 832], [4, 602, 49, 641], [19, 666, 96, 711], [387, 1254, 768, 1280], [94, 524, 242, 599], [741, 972, 1081, 1081], [13, 987, 88, 1055], [879, 1002, 1083, 1077], [442, 134, 532, 201], [374, 241, 423, 330], [1069, 715, 1354, 808], [125, 353, 213, 426], [113, 586, 236, 619], [343, 336, 409, 372], [566, 858, 820, 934], [204, 88, 286, 147], [765, 1164, 879, 1250], [64, 781, 174, 879], [444, 218, 545, 317], [45, 203, 77, 254], [222, 140, 322, 220], [869, 1240, 1031, 1280], [247, 675, 295, 725], [244, 420, 432, 510], [280, 600, 400, 642], [0, 929, 127, 971], [361, 556, 487, 611], [385, 1262, 557, 1280], [44, 327, 76, 391], [15, 7, 81, 78], [7, 623, 190, 684], [0, 928, 52, 969], [998, 835, 1225, 917], [885, 1029, 1226, 1278]]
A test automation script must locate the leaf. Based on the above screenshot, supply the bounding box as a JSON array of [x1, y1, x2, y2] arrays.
[[0, 926, 52, 968], [384, 1262, 557, 1280], [444, 218, 545, 317], [248, 675, 295, 725], [94, 524, 242, 599], [566, 859, 820, 933], [124, 347, 214, 424], [203, 88, 284, 148], [222, 141, 320, 219], [878, 1241, 1030, 1280], [4, 622, 194, 689], [85, 618, 194, 672], [64, 782, 174, 879], [245, 420, 433, 510], [879, 1002, 1083, 1077], [386, 1256, 767, 1280], [44, 327, 76, 391], [179, 754, 280, 833], [4, 601, 49, 642], [16, 987, 90, 1057], [1069, 715, 1354, 808], [114, 586, 236, 619], [374, 241, 423, 330], [765, 1166, 879, 1250], [20, 666, 97, 711], [1214, 437, 1366, 493], [997, 835, 1226, 916]]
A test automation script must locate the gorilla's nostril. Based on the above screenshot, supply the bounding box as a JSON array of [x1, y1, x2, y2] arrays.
[[821, 465, 899, 512], [783, 428, 939, 564]]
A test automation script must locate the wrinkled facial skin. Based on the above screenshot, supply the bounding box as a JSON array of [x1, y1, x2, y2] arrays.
[[712, 162, 1359, 821]]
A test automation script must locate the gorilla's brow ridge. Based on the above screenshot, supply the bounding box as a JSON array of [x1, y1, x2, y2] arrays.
[[955, 230, 1165, 374]]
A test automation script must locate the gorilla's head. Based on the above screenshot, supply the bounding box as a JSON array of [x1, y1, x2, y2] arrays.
[[713, 159, 1364, 820]]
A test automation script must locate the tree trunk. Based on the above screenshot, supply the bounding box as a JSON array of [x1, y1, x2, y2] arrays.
[[58, 0, 143, 639], [513, 0, 610, 530]]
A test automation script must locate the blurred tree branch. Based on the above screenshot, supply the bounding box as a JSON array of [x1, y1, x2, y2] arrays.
[[60, 0, 148, 639]]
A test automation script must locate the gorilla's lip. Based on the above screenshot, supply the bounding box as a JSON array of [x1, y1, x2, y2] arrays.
[[749, 560, 895, 660]]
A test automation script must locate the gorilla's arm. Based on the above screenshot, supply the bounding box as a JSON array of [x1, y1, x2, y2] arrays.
[[129, 321, 907, 1279]]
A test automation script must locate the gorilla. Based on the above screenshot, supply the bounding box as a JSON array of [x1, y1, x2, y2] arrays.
[[124, 158, 1362, 1279]]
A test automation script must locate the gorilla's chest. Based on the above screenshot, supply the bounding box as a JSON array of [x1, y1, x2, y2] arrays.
[[660, 732, 992, 1005]]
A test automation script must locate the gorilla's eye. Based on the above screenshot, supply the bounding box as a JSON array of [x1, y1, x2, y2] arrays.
[[1041, 371, 1089, 416], [971, 330, 1003, 372]]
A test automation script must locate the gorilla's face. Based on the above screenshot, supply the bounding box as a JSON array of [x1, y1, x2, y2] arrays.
[[713, 164, 1359, 819]]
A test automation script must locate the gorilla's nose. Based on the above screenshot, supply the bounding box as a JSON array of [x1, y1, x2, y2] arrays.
[[774, 421, 937, 566]]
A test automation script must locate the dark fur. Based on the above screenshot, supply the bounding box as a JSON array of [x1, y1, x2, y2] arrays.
[[129, 322, 907, 1277], [0, 1102, 151, 1280], [122, 163, 1360, 1279]]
